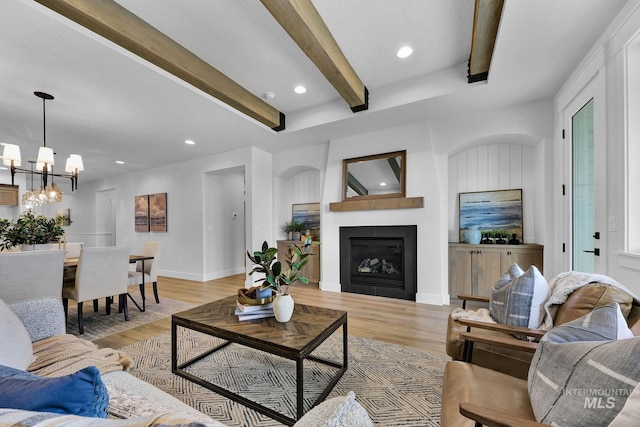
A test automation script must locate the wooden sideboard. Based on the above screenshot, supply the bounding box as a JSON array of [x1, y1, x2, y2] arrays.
[[276, 240, 320, 285], [448, 242, 544, 297]]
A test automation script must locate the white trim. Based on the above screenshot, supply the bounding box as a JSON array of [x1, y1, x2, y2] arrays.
[[617, 252, 640, 272], [416, 292, 450, 306], [319, 280, 341, 293]]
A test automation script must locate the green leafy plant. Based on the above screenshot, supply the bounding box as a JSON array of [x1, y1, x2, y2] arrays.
[[247, 241, 312, 296], [280, 220, 305, 238], [0, 209, 65, 251]]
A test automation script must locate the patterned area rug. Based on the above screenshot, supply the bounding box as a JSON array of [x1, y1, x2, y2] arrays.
[[65, 291, 196, 340], [120, 328, 449, 426]]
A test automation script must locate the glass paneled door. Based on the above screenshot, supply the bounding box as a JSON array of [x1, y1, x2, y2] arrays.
[[572, 99, 595, 273]]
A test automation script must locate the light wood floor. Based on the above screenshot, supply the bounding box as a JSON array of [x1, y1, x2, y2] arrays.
[[94, 274, 455, 355]]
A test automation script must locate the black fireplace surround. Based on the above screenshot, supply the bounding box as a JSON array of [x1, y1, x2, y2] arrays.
[[339, 225, 417, 300]]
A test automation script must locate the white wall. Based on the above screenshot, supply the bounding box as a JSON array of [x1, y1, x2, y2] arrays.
[[319, 122, 450, 305], [65, 146, 273, 283], [272, 143, 328, 240], [553, 0, 640, 294], [430, 100, 555, 275], [448, 143, 540, 245], [203, 167, 245, 280]]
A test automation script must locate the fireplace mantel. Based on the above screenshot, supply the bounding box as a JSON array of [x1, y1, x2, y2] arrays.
[[329, 196, 423, 212]]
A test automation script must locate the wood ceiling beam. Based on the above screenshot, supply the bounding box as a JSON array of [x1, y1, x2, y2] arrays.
[[34, 0, 285, 131], [468, 0, 504, 83], [260, 0, 368, 112]]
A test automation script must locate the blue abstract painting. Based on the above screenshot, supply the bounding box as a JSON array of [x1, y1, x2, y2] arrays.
[[458, 189, 523, 242]]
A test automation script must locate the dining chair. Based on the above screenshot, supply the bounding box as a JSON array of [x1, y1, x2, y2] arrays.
[[0, 249, 64, 303], [128, 241, 162, 309], [64, 242, 84, 259], [62, 246, 130, 335]]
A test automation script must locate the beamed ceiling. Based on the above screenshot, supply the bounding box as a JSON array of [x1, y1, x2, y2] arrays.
[[0, 0, 630, 186]]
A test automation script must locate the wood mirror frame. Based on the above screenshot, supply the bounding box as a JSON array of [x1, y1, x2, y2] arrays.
[[342, 150, 406, 201]]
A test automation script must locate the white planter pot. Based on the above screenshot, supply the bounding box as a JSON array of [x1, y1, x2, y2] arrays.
[[273, 294, 294, 322]]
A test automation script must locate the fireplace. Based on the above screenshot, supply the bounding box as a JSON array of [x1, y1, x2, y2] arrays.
[[339, 225, 417, 300]]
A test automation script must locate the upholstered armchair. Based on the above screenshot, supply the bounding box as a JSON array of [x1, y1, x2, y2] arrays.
[[446, 281, 638, 379], [443, 301, 640, 426]]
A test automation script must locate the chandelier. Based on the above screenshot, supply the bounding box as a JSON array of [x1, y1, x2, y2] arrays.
[[1, 91, 84, 206]]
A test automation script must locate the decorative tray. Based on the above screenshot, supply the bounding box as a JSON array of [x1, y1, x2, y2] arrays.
[[237, 287, 276, 306]]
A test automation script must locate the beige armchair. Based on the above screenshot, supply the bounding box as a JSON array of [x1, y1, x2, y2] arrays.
[[62, 246, 130, 334], [446, 283, 637, 379], [128, 241, 162, 310]]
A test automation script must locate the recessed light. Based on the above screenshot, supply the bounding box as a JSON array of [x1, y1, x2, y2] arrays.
[[185, 139, 195, 145], [264, 92, 276, 100], [115, 160, 125, 165], [380, 182, 387, 186], [397, 46, 413, 58], [294, 85, 307, 94]]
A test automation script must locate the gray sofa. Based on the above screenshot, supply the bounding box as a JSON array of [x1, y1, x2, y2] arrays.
[[0, 250, 372, 426]]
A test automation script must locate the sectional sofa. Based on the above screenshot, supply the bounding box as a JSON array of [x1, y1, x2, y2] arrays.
[[0, 250, 372, 426]]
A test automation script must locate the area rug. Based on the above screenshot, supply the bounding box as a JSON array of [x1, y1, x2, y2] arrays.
[[120, 328, 449, 426], [65, 293, 196, 341]]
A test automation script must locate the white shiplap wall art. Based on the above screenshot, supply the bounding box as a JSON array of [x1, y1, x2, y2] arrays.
[[448, 143, 536, 243]]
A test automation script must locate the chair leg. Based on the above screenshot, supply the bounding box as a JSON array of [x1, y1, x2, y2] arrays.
[[120, 294, 129, 321], [63, 298, 68, 320], [106, 297, 111, 316], [153, 281, 160, 304], [139, 283, 146, 310], [93, 299, 98, 312], [77, 301, 84, 335]]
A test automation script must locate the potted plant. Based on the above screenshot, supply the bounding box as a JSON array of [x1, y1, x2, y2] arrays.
[[247, 240, 312, 322], [0, 209, 66, 251], [280, 220, 305, 241]]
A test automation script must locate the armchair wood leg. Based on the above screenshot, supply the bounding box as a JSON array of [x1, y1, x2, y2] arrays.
[[77, 301, 84, 335], [93, 299, 98, 312], [153, 281, 159, 304], [63, 298, 68, 320], [105, 297, 111, 315]]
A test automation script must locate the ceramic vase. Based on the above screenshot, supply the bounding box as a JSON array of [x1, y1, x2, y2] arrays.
[[464, 227, 482, 244], [273, 294, 294, 322]]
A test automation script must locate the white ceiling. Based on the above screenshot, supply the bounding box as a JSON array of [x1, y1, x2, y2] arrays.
[[0, 0, 630, 188]]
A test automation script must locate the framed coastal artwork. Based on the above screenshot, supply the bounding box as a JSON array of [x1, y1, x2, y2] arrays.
[[149, 192, 167, 232], [458, 189, 523, 242], [292, 202, 320, 241], [134, 195, 150, 232]]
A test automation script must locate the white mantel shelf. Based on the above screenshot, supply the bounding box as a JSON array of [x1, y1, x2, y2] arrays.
[[329, 197, 424, 212]]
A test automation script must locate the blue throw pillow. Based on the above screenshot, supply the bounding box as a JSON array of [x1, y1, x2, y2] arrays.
[[0, 365, 109, 418]]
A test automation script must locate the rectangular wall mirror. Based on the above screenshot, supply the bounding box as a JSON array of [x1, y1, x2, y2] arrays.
[[342, 150, 406, 201]]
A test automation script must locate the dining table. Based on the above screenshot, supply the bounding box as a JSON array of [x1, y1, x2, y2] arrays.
[[63, 254, 154, 312]]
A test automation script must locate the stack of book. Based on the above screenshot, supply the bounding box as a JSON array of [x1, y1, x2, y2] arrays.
[[235, 300, 274, 321]]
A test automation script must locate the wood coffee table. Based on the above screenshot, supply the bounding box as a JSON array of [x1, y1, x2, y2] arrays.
[[171, 295, 348, 426]]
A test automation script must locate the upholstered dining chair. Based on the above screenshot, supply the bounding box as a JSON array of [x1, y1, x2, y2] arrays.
[[0, 249, 64, 303], [128, 241, 162, 310], [62, 246, 130, 335]]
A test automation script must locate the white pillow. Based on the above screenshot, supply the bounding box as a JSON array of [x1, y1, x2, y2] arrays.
[[0, 298, 33, 370]]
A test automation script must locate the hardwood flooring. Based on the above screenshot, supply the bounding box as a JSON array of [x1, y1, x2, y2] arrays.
[[94, 274, 455, 356]]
